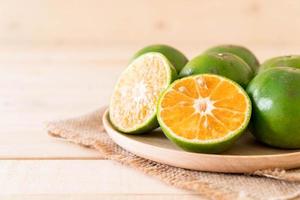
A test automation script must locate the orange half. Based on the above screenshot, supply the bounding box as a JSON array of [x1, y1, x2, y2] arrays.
[[109, 52, 177, 134], [157, 74, 251, 153]]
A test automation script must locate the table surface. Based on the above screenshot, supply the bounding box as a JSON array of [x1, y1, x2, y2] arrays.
[[1, 45, 299, 199]]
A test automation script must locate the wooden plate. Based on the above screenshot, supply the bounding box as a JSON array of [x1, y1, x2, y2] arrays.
[[103, 110, 300, 173]]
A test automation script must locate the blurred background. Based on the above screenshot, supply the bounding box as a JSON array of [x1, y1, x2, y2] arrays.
[[1, 0, 300, 56]]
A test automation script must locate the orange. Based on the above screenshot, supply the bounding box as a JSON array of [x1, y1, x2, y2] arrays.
[[157, 74, 252, 153], [204, 44, 260, 73], [247, 67, 300, 148], [131, 44, 188, 73], [109, 52, 177, 134]]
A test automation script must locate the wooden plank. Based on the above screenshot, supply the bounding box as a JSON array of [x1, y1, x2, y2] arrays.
[[0, 63, 122, 159], [0, 0, 300, 46], [0, 160, 200, 197], [0, 44, 299, 65], [0, 194, 203, 200]]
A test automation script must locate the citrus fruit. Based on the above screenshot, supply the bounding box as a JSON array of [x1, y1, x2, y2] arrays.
[[204, 44, 259, 72], [179, 53, 254, 88], [109, 52, 177, 134], [247, 67, 300, 149], [157, 74, 252, 153], [132, 44, 188, 73], [259, 55, 300, 72]]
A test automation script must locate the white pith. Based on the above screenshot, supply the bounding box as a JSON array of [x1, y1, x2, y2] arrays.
[[194, 98, 215, 116], [132, 80, 148, 104]]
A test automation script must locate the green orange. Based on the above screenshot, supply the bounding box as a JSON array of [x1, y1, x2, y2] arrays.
[[247, 67, 300, 148], [204, 44, 259, 72], [109, 52, 177, 134], [179, 53, 254, 88], [157, 74, 252, 153], [259, 55, 300, 72], [132, 44, 188, 73]]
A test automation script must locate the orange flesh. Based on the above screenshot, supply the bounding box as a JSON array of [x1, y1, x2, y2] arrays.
[[160, 75, 248, 140], [110, 54, 169, 130]]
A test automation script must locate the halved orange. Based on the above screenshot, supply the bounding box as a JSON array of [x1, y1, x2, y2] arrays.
[[157, 74, 251, 153], [109, 52, 177, 134]]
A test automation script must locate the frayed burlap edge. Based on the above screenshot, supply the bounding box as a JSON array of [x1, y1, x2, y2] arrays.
[[46, 107, 300, 200]]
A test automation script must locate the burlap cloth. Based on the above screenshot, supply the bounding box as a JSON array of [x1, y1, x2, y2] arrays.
[[47, 107, 300, 200]]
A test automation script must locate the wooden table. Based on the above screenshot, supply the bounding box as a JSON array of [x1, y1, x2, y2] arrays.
[[1, 45, 299, 199], [0, 45, 201, 200]]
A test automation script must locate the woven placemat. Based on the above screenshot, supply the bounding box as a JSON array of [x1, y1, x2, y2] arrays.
[[46, 107, 300, 200]]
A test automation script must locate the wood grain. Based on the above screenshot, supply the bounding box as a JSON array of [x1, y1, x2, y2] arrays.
[[0, 62, 121, 159], [0, 194, 204, 200], [0, 0, 300, 46], [0, 160, 201, 197]]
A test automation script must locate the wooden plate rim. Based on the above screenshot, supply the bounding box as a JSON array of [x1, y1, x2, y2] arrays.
[[102, 109, 300, 159]]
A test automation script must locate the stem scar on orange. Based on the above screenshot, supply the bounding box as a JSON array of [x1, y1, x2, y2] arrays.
[[109, 52, 177, 134], [157, 74, 252, 153]]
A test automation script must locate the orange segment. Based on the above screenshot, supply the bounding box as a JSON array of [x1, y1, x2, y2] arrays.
[[213, 92, 247, 112], [212, 109, 245, 131], [161, 89, 194, 108], [173, 78, 199, 98], [159, 74, 250, 141], [195, 75, 222, 98]]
